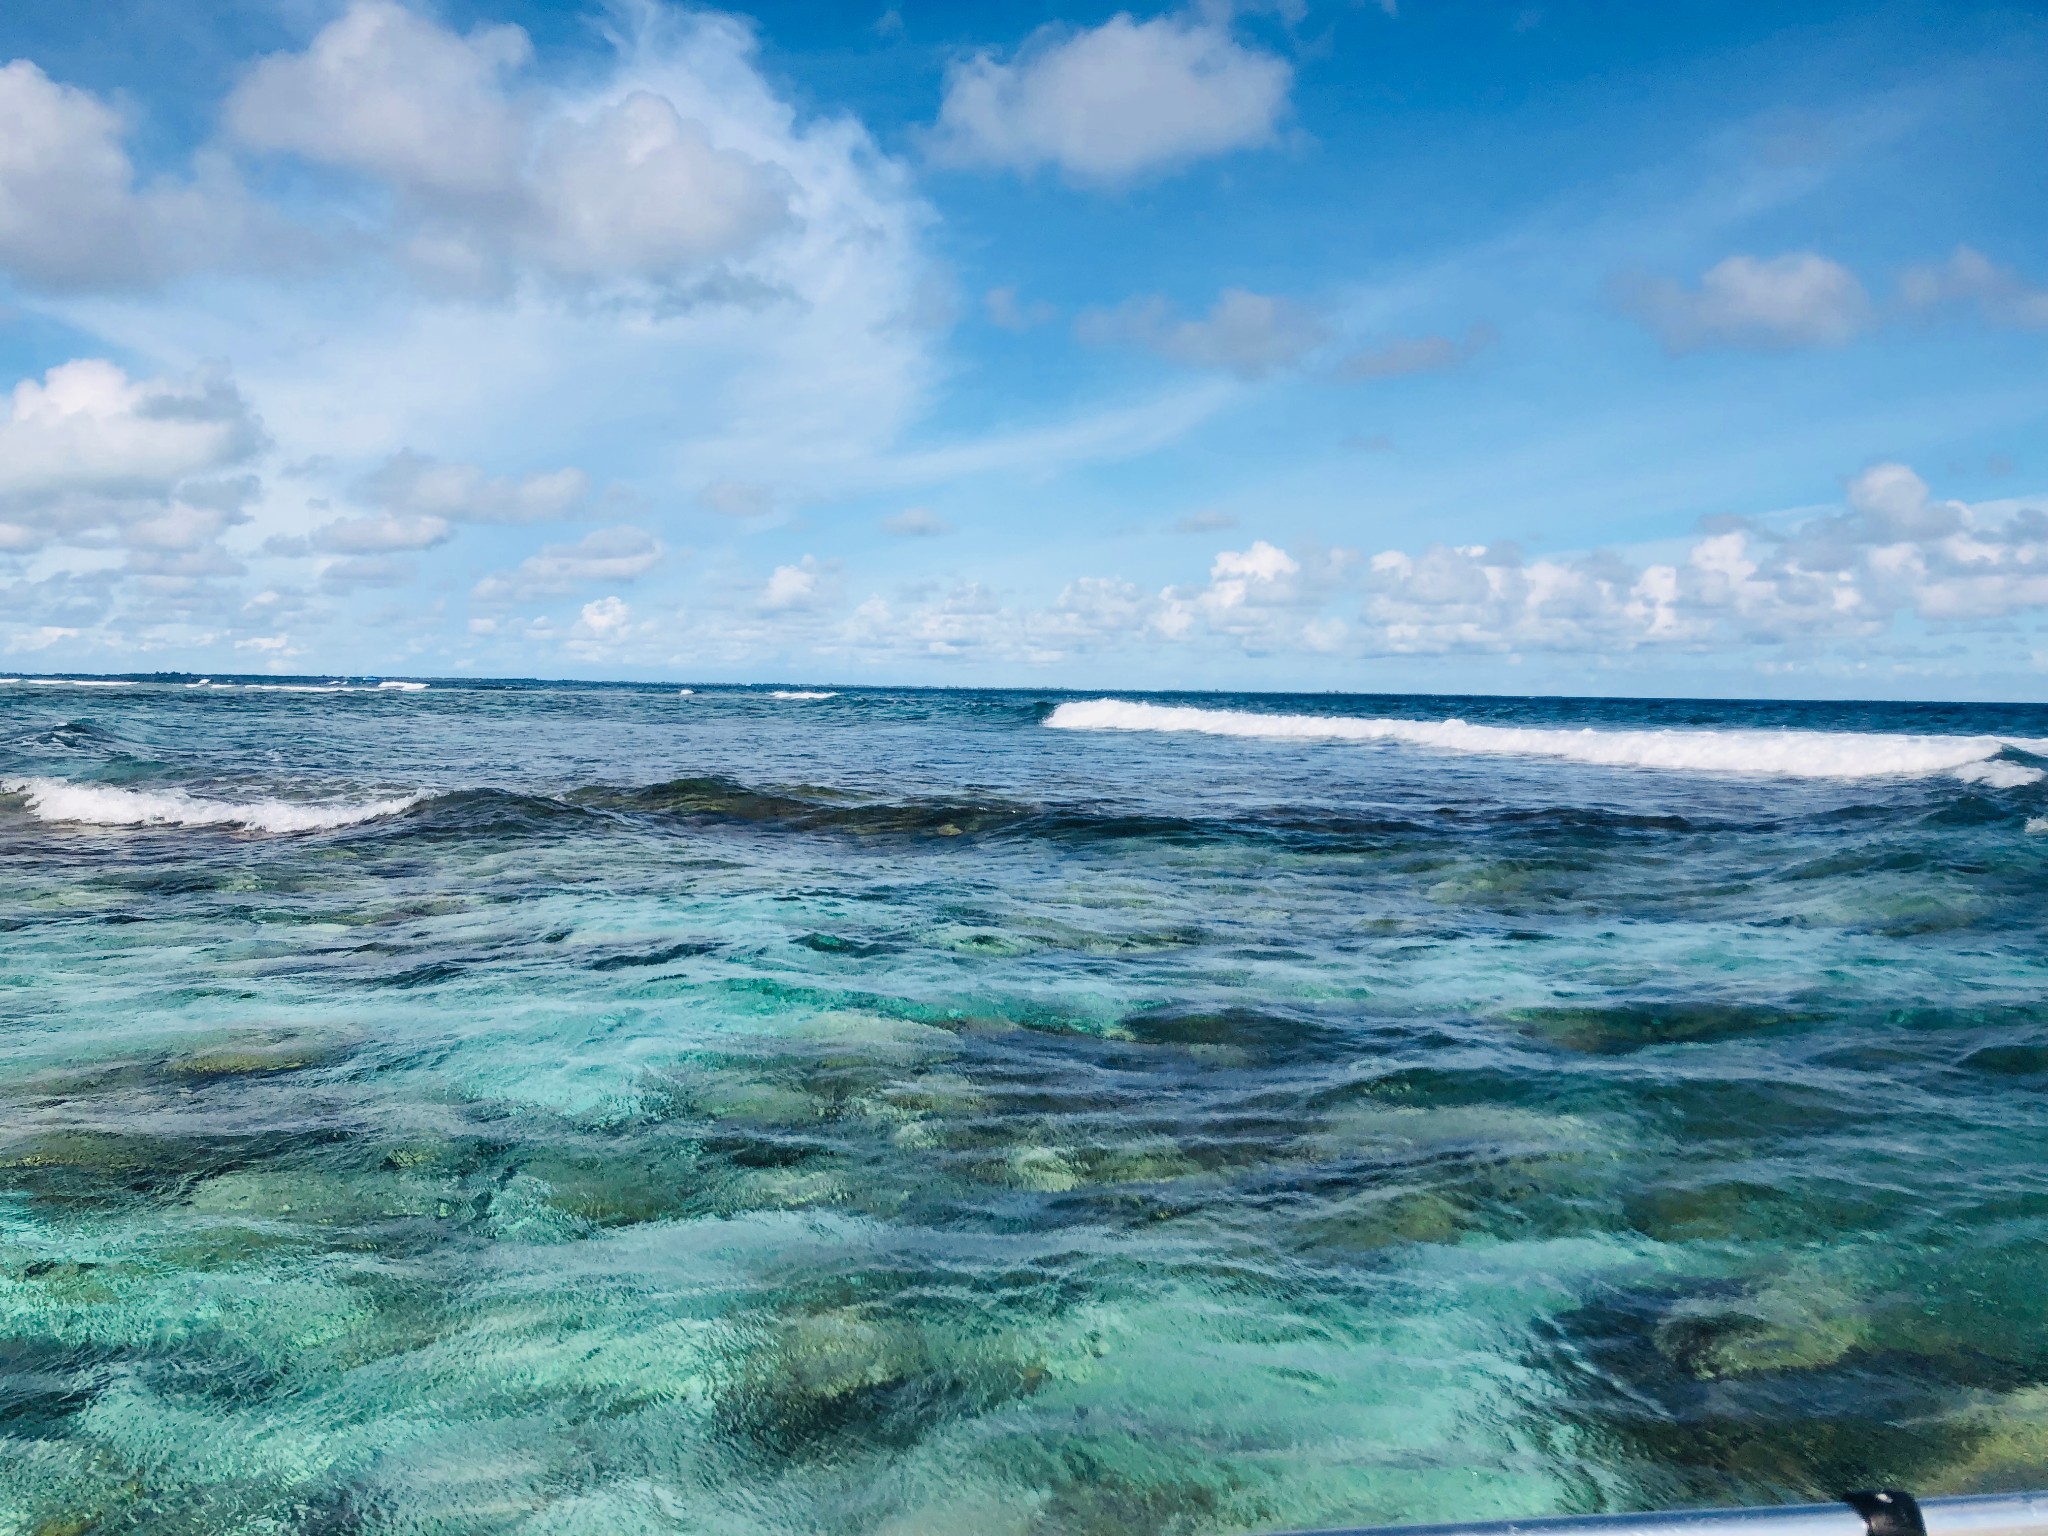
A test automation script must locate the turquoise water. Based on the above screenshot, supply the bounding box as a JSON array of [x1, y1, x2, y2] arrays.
[[4, 679, 2048, 1536]]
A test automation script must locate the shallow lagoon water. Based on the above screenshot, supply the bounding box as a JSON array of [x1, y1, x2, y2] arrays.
[[3, 680, 2048, 1535]]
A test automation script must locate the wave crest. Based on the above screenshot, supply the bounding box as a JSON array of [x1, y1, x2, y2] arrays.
[[1046, 699, 2045, 784], [1, 777, 419, 833]]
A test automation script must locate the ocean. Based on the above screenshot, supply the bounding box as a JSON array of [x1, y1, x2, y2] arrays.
[[4, 677, 2047, 1535]]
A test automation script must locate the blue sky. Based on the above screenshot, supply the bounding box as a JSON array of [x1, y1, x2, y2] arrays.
[[0, 0, 2044, 695]]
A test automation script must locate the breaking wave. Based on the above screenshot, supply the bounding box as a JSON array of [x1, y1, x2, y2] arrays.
[[1046, 699, 2047, 784], [0, 677, 135, 688], [770, 690, 837, 700], [1, 777, 420, 833]]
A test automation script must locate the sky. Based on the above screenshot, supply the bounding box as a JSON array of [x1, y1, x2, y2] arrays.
[[0, 0, 2044, 696]]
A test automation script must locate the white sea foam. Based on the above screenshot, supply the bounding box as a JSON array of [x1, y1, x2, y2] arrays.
[[1, 777, 419, 833], [1, 677, 135, 688], [678, 688, 696, 696], [771, 690, 836, 700], [377, 680, 428, 691], [2028, 817, 2048, 835], [1045, 698, 2047, 784], [1954, 759, 2046, 790]]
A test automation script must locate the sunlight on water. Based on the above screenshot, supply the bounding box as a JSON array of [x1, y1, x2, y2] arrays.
[[3, 681, 2047, 1534]]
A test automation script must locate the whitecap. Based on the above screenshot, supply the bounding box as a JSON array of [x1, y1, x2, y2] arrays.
[[1, 777, 419, 833], [677, 688, 696, 696], [2, 677, 135, 688], [1954, 759, 2047, 790], [377, 680, 429, 691], [1045, 698, 2044, 784], [2027, 817, 2048, 836], [770, 690, 837, 700]]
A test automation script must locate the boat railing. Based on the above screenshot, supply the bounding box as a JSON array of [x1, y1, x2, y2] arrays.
[[1263, 1490, 2048, 1536]]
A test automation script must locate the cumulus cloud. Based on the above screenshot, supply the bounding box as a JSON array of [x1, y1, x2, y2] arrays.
[[227, 2, 530, 198], [1621, 252, 1872, 352], [1354, 464, 2048, 653], [824, 468, 2048, 669], [1899, 246, 2048, 330], [0, 60, 247, 291], [1843, 462, 1962, 541], [525, 91, 792, 282], [930, 12, 1292, 184], [226, 0, 791, 295], [472, 524, 662, 599], [0, 0, 938, 664], [760, 555, 822, 609], [0, 360, 265, 552], [1079, 288, 1328, 378], [312, 512, 453, 554], [356, 450, 588, 524], [567, 594, 640, 656]]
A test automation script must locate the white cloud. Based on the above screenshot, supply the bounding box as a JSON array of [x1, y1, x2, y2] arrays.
[[0, 60, 244, 291], [7, 625, 82, 653], [1079, 288, 1327, 378], [930, 12, 1292, 184], [356, 450, 587, 523], [1623, 252, 1872, 352], [760, 556, 821, 609], [1355, 467, 2048, 653], [226, 1, 532, 200], [1899, 246, 2048, 330], [560, 590, 649, 665], [226, 0, 792, 296], [0, 361, 261, 506], [0, 2, 943, 663], [313, 512, 454, 554], [525, 91, 792, 283], [578, 594, 631, 636], [1844, 462, 1961, 541], [1204, 539, 1298, 606], [0, 360, 264, 552], [819, 470, 2048, 671], [472, 524, 662, 599]]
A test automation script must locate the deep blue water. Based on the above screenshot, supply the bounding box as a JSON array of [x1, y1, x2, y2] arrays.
[[4, 677, 2048, 1535]]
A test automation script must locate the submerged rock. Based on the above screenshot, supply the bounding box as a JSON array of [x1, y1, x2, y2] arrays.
[[1654, 1283, 1871, 1380], [1922, 1388, 2048, 1492], [165, 1026, 353, 1078], [185, 1167, 458, 1225]]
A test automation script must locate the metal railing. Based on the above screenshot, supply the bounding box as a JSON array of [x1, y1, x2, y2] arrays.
[[1264, 1491, 2048, 1536]]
